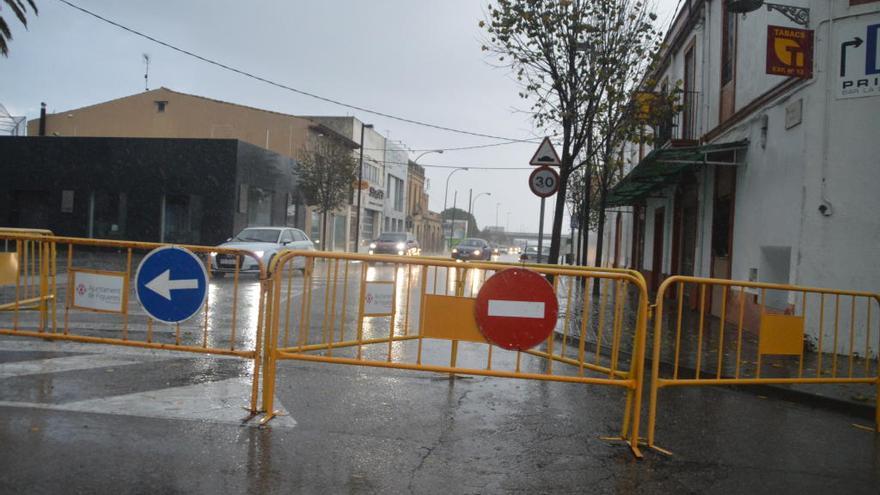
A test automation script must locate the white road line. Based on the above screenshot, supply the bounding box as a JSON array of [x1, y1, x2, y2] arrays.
[[0, 339, 240, 359], [0, 354, 145, 379], [487, 300, 545, 319], [0, 378, 295, 428]]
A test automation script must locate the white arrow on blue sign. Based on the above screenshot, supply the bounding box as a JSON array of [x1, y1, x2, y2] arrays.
[[135, 246, 208, 324]]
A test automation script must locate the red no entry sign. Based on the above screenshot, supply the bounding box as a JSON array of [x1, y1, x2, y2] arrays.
[[474, 268, 559, 351]]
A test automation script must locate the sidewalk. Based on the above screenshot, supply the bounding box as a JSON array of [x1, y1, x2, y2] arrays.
[[553, 282, 877, 417]]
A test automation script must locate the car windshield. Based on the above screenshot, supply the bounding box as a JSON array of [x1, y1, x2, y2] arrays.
[[233, 228, 279, 243], [459, 239, 484, 247], [377, 233, 407, 242]]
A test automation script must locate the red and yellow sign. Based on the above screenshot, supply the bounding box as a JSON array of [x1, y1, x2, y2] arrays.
[[766, 25, 814, 79]]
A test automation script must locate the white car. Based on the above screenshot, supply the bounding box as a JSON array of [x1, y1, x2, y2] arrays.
[[210, 227, 315, 277]]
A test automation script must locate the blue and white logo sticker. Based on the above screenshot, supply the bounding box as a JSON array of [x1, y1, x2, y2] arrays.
[[135, 246, 208, 324]]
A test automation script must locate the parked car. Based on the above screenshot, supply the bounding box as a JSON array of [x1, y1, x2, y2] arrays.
[[520, 245, 550, 264], [451, 238, 492, 261], [369, 232, 420, 256], [210, 226, 314, 277]]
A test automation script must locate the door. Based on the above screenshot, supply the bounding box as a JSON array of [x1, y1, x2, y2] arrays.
[[651, 207, 665, 292], [711, 167, 737, 315]]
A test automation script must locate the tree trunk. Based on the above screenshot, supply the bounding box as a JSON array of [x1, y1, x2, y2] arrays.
[[579, 172, 591, 266], [548, 167, 570, 266], [321, 210, 329, 251], [592, 185, 608, 296]]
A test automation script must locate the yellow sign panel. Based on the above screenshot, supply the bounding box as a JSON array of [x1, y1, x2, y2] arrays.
[[758, 313, 805, 356], [0, 253, 18, 285], [420, 294, 487, 344]]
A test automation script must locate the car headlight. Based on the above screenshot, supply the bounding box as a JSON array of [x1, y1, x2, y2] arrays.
[[252, 251, 265, 259], [452, 248, 458, 253], [396, 242, 405, 249], [369, 242, 376, 249], [474, 249, 481, 256]]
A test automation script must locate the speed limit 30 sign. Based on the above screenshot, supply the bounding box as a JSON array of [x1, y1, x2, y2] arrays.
[[529, 166, 559, 197]]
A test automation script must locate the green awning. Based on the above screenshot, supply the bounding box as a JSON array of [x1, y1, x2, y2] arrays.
[[606, 140, 749, 207]]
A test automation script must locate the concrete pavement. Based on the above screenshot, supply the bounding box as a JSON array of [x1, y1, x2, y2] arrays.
[[0, 336, 878, 494]]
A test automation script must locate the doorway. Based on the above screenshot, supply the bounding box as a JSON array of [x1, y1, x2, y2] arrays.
[[652, 207, 665, 292]]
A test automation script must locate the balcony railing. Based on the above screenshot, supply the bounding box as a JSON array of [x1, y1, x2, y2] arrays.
[[654, 91, 700, 146]]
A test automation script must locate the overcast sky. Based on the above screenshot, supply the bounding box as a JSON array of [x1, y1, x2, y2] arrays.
[[2, 0, 680, 233]]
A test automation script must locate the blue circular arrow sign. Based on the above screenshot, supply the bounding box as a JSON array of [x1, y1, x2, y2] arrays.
[[135, 246, 208, 324]]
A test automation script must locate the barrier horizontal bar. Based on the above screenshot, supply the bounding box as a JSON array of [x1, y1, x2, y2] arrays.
[[272, 250, 643, 285], [656, 376, 878, 387], [0, 234, 269, 279], [522, 348, 630, 379], [0, 295, 54, 311], [277, 334, 420, 353], [0, 329, 256, 359], [656, 275, 880, 300], [274, 351, 638, 388]]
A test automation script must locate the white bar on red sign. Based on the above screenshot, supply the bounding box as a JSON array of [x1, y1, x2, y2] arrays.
[[487, 300, 545, 319]]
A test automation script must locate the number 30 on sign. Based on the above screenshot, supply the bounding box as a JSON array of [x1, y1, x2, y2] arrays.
[[528, 166, 559, 198]]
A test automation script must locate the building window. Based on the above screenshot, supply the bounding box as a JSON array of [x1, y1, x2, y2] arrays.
[[162, 194, 203, 244], [247, 186, 273, 226], [155, 101, 168, 113], [721, 3, 736, 85], [92, 191, 127, 239], [393, 177, 404, 212]]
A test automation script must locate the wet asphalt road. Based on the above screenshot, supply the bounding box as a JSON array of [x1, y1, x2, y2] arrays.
[[0, 254, 879, 493]]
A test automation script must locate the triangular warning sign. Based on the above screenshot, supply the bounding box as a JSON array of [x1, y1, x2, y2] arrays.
[[529, 137, 561, 166]]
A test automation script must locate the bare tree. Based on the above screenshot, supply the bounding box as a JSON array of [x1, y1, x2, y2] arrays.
[[482, 0, 660, 266], [297, 136, 358, 250], [1, 0, 38, 56]]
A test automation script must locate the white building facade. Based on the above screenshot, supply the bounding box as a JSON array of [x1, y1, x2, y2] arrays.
[[605, 0, 880, 350]]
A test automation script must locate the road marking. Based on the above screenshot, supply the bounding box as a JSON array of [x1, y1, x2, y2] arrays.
[[487, 300, 545, 319], [0, 354, 144, 379], [0, 378, 295, 428]]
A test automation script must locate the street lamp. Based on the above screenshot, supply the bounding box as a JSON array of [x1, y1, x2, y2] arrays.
[[468, 191, 491, 235], [443, 167, 468, 249], [727, 0, 809, 27], [413, 150, 443, 164], [354, 122, 373, 252]]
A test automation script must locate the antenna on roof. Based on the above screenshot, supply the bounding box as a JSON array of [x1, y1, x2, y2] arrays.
[[143, 53, 151, 91]]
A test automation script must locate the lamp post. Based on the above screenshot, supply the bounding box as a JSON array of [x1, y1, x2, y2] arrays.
[[354, 122, 373, 252], [442, 167, 468, 249], [468, 191, 491, 236]]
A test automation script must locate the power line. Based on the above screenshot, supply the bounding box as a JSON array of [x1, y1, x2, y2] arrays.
[[361, 156, 532, 170], [361, 138, 542, 153], [56, 0, 538, 143]]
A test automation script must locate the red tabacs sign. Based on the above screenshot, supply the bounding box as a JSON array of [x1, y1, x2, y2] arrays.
[[767, 25, 814, 79]]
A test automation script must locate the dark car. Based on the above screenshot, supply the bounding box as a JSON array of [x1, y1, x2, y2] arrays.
[[520, 245, 550, 264], [369, 232, 420, 256], [452, 238, 492, 261]]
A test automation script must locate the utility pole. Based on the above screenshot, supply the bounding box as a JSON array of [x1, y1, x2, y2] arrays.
[[354, 122, 373, 252]]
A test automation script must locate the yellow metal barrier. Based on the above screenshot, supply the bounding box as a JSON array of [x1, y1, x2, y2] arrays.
[[0, 233, 271, 414], [0, 228, 55, 315], [260, 251, 650, 457], [648, 275, 880, 453]]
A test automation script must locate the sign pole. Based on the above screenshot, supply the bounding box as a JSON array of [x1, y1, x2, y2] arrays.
[[537, 197, 545, 263]]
